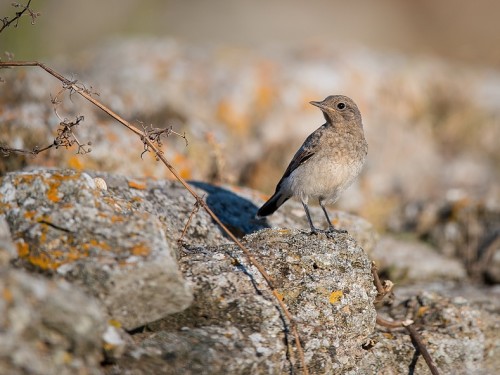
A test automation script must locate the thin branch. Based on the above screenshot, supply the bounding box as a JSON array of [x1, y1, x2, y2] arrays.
[[405, 324, 440, 375], [373, 263, 439, 375], [178, 195, 203, 244], [371, 261, 394, 305], [0, 60, 308, 375], [0, 0, 39, 34]]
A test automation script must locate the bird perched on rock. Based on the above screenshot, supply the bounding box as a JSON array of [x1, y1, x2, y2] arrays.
[[257, 95, 367, 233]]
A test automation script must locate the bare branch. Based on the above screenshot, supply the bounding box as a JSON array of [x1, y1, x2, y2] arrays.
[[0, 1, 40, 34], [178, 195, 204, 244]]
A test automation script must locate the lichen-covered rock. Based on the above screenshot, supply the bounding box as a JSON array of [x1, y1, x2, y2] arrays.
[[355, 291, 486, 375], [0, 268, 105, 375], [0, 215, 16, 266], [119, 228, 377, 374], [0, 169, 192, 330]]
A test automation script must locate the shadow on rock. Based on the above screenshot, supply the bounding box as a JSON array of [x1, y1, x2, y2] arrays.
[[190, 181, 269, 237]]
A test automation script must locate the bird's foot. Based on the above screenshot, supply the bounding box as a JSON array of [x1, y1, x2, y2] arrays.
[[309, 227, 322, 235], [327, 226, 347, 234]]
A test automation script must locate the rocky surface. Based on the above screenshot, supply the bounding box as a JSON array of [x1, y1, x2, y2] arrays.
[[0, 267, 105, 375], [0, 168, 498, 374], [0, 169, 193, 330], [136, 229, 377, 374], [357, 291, 486, 375]]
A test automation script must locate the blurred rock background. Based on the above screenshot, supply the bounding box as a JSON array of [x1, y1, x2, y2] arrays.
[[1, 0, 500, 284]]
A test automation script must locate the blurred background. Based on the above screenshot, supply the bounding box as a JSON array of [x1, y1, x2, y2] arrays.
[[1, 0, 500, 283]]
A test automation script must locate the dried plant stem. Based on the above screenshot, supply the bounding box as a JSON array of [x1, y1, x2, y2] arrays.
[[0, 60, 308, 375], [178, 198, 202, 244], [372, 262, 439, 375], [0, 0, 35, 34]]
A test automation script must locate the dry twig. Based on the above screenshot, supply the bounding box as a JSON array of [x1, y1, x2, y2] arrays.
[[0, 0, 39, 34], [0, 60, 309, 375], [371, 261, 440, 375], [177, 195, 203, 244]]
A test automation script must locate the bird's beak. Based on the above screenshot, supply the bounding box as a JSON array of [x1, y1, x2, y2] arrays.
[[309, 101, 327, 110]]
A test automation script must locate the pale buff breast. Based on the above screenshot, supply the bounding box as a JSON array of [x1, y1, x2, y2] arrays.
[[286, 150, 366, 204]]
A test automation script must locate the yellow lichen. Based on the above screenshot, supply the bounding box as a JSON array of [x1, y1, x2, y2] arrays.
[[108, 319, 122, 328], [329, 290, 343, 304]]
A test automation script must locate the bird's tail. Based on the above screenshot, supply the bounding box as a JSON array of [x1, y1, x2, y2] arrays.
[[256, 192, 290, 218]]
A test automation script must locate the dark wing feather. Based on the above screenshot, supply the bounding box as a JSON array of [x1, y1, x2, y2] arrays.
[[273, 125, 324, 193], [274, 148, 315, 192]]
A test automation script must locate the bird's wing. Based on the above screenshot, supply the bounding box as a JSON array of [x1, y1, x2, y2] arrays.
[[273, 147, 315, 193], [282, 148, 315, 180], [273, 126, 324, 193]]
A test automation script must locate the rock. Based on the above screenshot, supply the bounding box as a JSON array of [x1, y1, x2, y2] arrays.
[[0, 215, 16, 266], [3, 167, 498, 374], [356, 290, 488, 374], [113, 228, 377, 374], [0, 169, 193, 330], [372, 235, 467, 283], [389, 197, 500, 283], [0, 268, 105, 375]]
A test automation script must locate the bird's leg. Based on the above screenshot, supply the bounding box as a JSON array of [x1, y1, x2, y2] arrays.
[[302, 201, 319, 234], [319, 199, 335, 231]]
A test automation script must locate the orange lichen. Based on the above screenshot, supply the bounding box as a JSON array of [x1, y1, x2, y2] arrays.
[[110, 215, 125, 223], [24, 210, 37, 220], [28, 252, 60, 270], [216, 99, 250, 135], [67, 155, 84, 170], [2, 287, 13, 303], [46, 180, 62, 202], [16, 241, 29, 257], [275, 291, 284, 301], [179, 167, 191, 179], [329, 290, 343, 304], [131, 243, 150, 257], [82, 239, 111, 253], [128, 180, 147, 190]]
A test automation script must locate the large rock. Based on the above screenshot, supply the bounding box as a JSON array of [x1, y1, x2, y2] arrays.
[[111, 229, 377, 374], [0, 268, 105, 375], [0, 169, 192, 330]]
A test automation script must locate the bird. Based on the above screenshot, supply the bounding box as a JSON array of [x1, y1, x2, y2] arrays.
[[256, 95, 367, 233]]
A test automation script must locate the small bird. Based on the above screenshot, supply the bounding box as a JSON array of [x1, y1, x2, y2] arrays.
[[257, 95, 367, 233]]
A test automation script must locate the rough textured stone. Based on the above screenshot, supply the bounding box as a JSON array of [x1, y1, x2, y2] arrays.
[[0, 268, 105, 375], [0, 215, 16, 266], [1, 168, 498, 374], [117, 228, 377, 374], [355, 291, 487, 375], [0, 169, 192, 330]]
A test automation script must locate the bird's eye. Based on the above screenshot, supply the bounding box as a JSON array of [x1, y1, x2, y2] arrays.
[[337, 102, 346, 110]]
